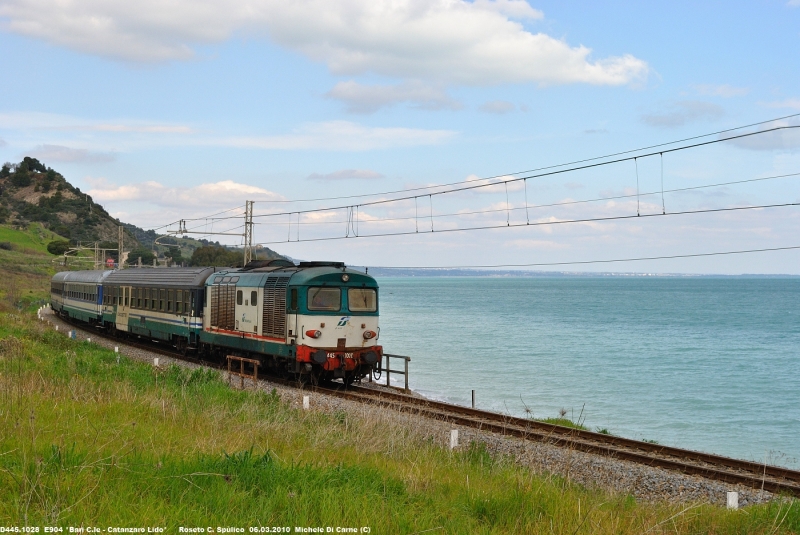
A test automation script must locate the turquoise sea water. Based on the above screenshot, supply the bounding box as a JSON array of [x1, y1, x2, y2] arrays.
[[376, 276, 800, 467]]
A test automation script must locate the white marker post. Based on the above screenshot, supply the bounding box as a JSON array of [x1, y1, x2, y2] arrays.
[[153, 357, 159, 367], [55, 325, 59, 331], [727, 491, 739, 510], [450, 429, 459, 450], [303, 396, 310, 410], [86, 338, 91, 343]]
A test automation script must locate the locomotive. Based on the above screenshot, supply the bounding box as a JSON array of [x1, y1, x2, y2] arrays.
[[50, 260, 382, 385]]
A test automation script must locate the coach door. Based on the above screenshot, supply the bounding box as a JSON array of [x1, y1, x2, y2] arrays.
[[116, 286, 132, 332]]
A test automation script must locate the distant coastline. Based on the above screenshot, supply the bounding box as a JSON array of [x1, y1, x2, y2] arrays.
[[358, 268, 800, 278]]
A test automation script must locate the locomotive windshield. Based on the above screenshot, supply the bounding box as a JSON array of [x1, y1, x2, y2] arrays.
[[308, 287, 341, 311], [348, 288, 376, 312]]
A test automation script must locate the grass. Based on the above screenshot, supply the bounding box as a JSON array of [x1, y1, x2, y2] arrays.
[[1, 313, 799, 533], [0, 223, 62, 255]]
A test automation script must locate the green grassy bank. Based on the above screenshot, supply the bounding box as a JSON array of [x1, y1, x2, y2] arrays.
[[1, 313, 798, 534]]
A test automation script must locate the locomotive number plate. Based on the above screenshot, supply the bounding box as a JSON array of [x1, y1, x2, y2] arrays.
[[327, 352, 355, 359]]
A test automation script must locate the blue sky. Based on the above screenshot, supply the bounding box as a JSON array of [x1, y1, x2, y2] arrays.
[[1, 0, 799, 273]]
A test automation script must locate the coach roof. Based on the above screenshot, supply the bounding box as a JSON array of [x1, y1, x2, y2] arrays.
[[104, 267, 219, 288], [53, 270, 116, 284]]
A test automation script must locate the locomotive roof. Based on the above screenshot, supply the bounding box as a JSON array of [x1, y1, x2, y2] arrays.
[[104, 266, 218, 288], [52, 270, 116, 284], [207, 264, 377, 287]]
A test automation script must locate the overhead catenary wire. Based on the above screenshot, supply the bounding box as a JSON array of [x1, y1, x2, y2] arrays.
[[249, 170, 800, 227], [247, 125, 800, 221], [245, 112, 800, 206], [147, 115, 800, 235], [254, 201, 800, 246]]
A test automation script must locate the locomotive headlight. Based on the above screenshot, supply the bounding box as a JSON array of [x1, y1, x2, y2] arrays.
[[363, 330, 377, 340], [305, 329, 322, 339], [341, 274, 350, 282]]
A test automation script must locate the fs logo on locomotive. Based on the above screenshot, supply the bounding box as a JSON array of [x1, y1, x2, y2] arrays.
[[337, 316, 350, 327]]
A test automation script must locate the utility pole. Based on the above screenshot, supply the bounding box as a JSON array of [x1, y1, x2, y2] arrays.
[[118, 225, 124, 269], [243, 200, 254, 266], [94, 241, 100, 270]]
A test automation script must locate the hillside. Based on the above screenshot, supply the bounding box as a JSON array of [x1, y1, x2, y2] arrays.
[[0, 157, 285, 266]]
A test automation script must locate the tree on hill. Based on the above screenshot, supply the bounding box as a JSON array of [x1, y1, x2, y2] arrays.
[[166, 245, 183, 265], [46, 240, 71, 256], [0, 163, 10, 179], [127, 247, 155, 266], [189, 246, 242, 267]]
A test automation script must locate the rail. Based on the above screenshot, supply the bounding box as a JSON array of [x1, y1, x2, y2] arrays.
[[226, 355, 260, 388]]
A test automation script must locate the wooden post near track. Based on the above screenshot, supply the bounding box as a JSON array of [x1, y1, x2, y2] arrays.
[[226, 355, 260, 389], [383, 353, 411, 392]]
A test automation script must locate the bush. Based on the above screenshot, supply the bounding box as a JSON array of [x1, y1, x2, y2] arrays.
[[11, 167, 31, 188], [0, 241, 13, 251]]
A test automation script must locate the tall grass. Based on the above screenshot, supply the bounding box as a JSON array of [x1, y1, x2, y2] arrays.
[[1, 314, 799, 533]]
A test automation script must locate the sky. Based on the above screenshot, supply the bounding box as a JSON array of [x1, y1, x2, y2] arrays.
[[1, 0, 799, 273]]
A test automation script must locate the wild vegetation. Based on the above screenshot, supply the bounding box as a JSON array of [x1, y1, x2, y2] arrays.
[[1, 311, 799, 532]]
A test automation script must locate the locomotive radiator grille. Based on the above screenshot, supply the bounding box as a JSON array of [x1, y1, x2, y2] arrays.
[[210, 283, 236, 330], [263, 276, 290, 339]]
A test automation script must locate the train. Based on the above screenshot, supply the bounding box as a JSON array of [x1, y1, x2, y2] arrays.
[[50, 260, 382, 385]]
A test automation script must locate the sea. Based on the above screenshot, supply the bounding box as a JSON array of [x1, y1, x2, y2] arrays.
[[374, 275, 800, 467]]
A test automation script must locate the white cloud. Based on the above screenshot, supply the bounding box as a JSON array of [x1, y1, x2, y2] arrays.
[[0, 0, 648, 86], [0, 111, 194, 134], [27, 144, 115, 163], [86, 178, 283, 207], [480, 100, 516, 114], [207, 121, 456, 151], [327, 81, 461, 113], [1, 112, 454, 152], [694, 84, 749, 98], [765, 98, 800, 110], [308, 169, 384, 180], [789, 0, 800, 6], [642, 101, 724, 128]]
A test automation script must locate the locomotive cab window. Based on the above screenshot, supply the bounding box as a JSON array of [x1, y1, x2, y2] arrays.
[[348, 288, 377, 312], [307, 287, 341, 311]]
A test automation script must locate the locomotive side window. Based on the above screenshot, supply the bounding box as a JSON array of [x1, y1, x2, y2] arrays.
[[251, 291, 257, 307], [307, 287, 341, 311], [237, 290, 243, 306], [290, 288, 298, 311], [348, 288, 377, 312]]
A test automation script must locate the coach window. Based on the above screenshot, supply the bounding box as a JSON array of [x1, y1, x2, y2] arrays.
[[184, 291, 191, 314], [237, 290, 243, 306], [137, 288, 142, 308], [307, 287, 341, 311], [151, 289, 157, 310], [167, 290, 174, 313], [159, 289, 165, 312], [251, 291, 257, 307]]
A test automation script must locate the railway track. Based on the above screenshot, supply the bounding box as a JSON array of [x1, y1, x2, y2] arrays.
[[51, 310, 800, 499]]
